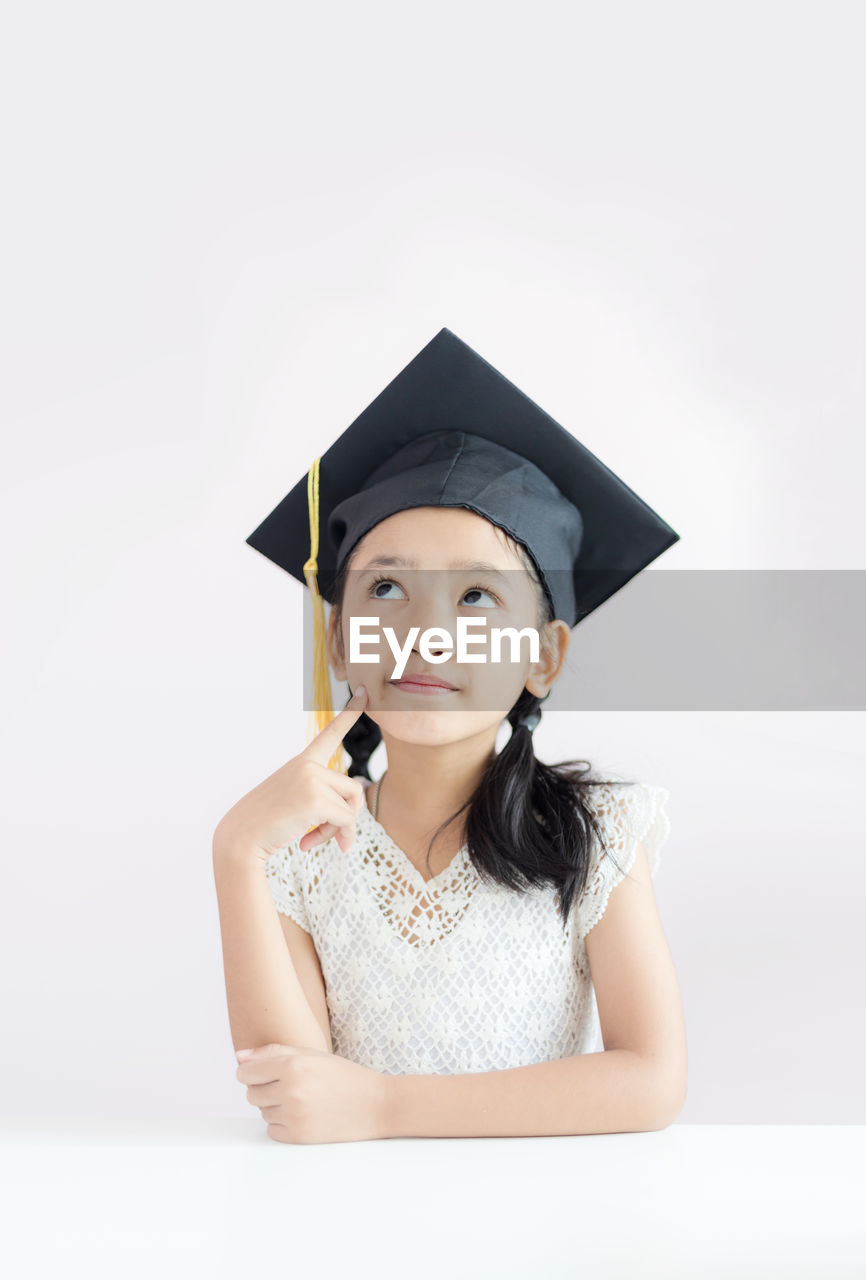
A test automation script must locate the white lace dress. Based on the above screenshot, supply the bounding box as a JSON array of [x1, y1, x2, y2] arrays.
[[264, 775, 670, 1076]]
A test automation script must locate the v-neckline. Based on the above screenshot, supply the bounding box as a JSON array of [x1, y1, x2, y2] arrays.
[[359, 777, 469, 892]]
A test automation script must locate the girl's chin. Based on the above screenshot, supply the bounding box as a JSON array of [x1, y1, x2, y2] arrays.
[[370, 706, 507, 735]]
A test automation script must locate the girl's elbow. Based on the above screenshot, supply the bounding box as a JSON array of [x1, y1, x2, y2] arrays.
[[635, 1051, 687, 1130], [638, 1028, 688, 1129], [647, 1072, 688, 1130]]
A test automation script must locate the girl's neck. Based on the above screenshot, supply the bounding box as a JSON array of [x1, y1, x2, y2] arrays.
[[372, 737, 497, 830]]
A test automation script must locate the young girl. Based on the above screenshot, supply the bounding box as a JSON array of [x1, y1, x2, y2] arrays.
[[213, 327, 686, 1145]]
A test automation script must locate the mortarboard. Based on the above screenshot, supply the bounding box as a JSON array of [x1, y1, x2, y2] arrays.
[[246, 326, 680, 768]]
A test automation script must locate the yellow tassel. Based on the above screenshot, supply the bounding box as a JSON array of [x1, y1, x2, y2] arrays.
[[302, 456, 347, 775]]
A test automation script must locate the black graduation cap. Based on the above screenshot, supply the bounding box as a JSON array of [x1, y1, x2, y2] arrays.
[[246, 326, 680, 756]]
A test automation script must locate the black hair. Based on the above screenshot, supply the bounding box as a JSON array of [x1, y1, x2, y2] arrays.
[[333, 525, 636, 934]]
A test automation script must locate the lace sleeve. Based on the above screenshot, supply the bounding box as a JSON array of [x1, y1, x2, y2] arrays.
[[577, 782, 671, 939], [264, 839, 312, 934]]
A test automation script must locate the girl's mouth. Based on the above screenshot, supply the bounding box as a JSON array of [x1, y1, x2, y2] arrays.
[[388, 677, 458, 695]]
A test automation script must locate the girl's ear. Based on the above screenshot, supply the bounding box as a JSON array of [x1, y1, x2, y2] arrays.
[[527, 620, 570, 697]]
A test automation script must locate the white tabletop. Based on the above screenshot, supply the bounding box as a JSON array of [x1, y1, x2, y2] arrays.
[[1, 1118, 864, 1279]]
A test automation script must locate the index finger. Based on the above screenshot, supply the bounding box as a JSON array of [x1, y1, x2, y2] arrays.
[[303, 685, 369, 763]]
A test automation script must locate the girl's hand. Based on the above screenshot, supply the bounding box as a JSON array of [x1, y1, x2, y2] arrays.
[[213, 686, 370, 864], [235, 1043, 392, 1144]]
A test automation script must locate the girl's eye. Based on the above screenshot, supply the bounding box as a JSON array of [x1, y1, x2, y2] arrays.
[[368, 577, 501, 607], [370, 577, 404, 600], [461, 585, 500, 608]]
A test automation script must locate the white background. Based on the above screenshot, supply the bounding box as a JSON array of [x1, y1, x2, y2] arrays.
[[1, 0, 864, 1124]]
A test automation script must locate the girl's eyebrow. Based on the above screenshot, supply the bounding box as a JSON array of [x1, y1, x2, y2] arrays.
[[358, 554, 512, 585]]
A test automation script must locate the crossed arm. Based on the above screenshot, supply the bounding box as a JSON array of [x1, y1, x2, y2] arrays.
[[217, 836, 687, 1140]]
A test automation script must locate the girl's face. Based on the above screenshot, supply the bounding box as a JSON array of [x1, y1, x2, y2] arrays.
[[328, 506, 569, 749]]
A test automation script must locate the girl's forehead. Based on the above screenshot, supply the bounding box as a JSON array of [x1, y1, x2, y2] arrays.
[[354, 506, 524, 567]]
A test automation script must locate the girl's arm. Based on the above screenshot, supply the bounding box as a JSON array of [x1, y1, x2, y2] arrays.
[[212, 834, 332, 1055], [385, 1046, 678, 1139], [385, 840, 687, 1138]]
